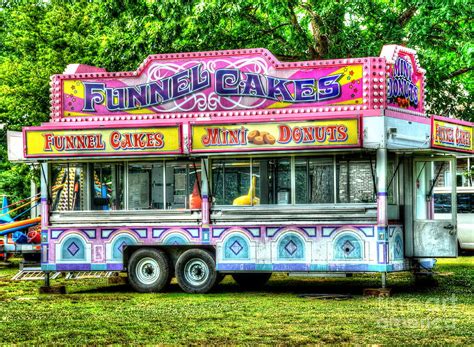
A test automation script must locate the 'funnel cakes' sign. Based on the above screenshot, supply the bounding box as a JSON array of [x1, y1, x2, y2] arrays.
[[24, 126, 182, 158], [432, 117, 473, 153], [53, 49, 367, 119]]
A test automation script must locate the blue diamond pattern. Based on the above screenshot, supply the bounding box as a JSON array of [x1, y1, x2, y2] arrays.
[[230, 240, 243, 255], [117, 241, 127, 254], [67, 241, 80, 256], [284, 240, 298, 255], [341, 240, 355, 255], [395, 238, 403, 257]]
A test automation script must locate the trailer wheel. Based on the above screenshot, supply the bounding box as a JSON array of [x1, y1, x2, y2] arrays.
[[232, 273, 272, 290], [128, 248, 171, 293], [175, 249, 217, 293]]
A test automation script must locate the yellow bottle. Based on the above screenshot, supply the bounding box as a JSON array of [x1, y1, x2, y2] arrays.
[[233, 176, 260, 206]]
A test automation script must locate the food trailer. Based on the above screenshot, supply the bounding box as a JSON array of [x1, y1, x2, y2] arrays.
[[20, 45, 473, 293]]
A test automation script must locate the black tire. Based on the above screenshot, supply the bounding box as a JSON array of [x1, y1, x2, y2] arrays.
[[232, 273, 272, 290], [175, 249, 217, 293], [128, 248, 171, 293]]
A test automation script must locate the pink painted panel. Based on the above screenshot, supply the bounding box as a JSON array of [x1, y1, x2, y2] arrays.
[[52, 49, 368, 120], [381, 46, 426, 114]]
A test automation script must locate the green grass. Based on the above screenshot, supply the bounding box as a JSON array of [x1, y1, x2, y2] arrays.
[[0, 257, 473, 344]]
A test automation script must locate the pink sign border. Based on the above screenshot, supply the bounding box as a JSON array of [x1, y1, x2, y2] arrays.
[[23, 124, 183, 159], [189, 114, 362, 154], [431, 115, 473, 154], [49, 48, 389, 123]]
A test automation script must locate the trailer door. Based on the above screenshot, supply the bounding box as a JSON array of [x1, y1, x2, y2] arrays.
[[413, 158, 457, 257]]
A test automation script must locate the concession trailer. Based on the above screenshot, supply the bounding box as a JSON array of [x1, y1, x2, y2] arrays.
[[19, 45, 473, 292]]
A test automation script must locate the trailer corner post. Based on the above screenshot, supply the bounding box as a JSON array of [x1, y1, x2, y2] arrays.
[[44, 271, 50, 287], [40, 163, 49, 227], [40, 162, 49, 280], [376, 147, 389, 288], [201, 158, 210, 226]]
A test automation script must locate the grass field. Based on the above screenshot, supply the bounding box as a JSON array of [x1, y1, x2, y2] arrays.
[[0, 257, 473, 344]]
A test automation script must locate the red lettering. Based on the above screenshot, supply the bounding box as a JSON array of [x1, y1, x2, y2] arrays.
[[133, 133, 146, 148], [302, 127, 315, 142], [86, 135, 96, 149], [315, 127, 326, 142], [65, 135, 75, 150], [436, 125, 455, 144], [278, 125, 291, 143], [456, 128, 471, 147], [110, 131, 121, 149], [326, 125, 337, 142], [121, 134, 133, 148], [77, 135, 86, 149], [153, 133, 164, 148], [44, 133, 53, 151], [293, 127, 302, 143], [202, 128, 220, 146], [228, 129, 240, 144], [240, 127, 247, 144], [336, 125, 348, 141]]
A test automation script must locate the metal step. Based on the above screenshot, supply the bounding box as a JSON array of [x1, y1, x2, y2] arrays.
[[19, 261, 40, 270], [12, 268, 118, 281], [12, 268, 62, 281], [288, 272, 353, 278], [65, 271, 117, 280]]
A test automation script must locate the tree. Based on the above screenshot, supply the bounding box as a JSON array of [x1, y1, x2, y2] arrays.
[[0, 0, 472, 202]]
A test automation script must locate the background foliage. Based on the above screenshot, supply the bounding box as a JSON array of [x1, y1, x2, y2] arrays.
[[0, 0, 472, 202]]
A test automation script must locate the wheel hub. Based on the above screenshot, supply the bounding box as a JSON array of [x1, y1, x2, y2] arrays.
[[184, 258, 209, 286], [136, 257, 160, 285]]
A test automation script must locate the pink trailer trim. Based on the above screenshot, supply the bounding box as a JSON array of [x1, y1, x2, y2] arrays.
[[432, 115, 473, 127]]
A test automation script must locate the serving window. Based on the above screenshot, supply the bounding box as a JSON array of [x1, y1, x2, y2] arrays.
[[212, 158, 291, 206], [211, 155, 377, 206], [51, 160, 201, 211], [51, 163, 86, 211], [91, 163, 124, 210]]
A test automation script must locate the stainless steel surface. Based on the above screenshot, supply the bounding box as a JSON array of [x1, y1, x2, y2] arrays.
[[414, 220, 457, 257], [211, 205, 377, 223]]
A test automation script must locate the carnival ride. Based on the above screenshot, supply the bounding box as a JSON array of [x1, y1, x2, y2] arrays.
[[0, 194, 42, 262], [0, 166, 80, 262]]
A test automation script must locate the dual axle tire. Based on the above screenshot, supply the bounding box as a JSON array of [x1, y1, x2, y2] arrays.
[[128, 248, 218, 294], [128, 248, 171, 293], [175, 249, 217, 294]]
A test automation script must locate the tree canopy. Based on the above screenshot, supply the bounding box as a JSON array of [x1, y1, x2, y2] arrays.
[[0, 0, 472, 201]]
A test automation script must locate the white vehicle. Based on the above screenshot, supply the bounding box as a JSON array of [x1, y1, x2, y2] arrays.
[[434, 187, 474, 252]]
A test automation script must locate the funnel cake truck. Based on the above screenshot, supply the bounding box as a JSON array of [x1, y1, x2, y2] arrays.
[[19, 45, 473, 293]]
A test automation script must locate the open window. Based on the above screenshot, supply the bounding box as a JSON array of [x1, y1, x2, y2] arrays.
[[51, 163, 86, 211], [211, 155, 377, 207], [91, 163, 124, 210], [51, 160, 202, 212], [211, 158, 291, 206], [127, 160, 201, 210], [128, 162, 163, 209]]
